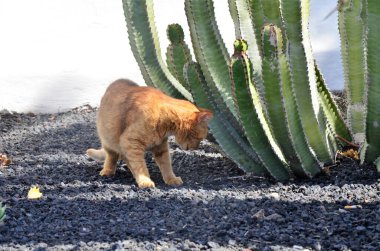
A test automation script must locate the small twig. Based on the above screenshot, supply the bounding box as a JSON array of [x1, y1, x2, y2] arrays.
[[335, 134, 359, 148], [214, 174, 266, 182]]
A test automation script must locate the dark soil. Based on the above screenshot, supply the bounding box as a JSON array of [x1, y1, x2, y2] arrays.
[[0, 106, 379, 251]]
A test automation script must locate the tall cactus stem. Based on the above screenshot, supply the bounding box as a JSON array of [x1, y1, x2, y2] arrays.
[[122, 0, 192, 101], [338, 0, 367, 144], [280, 0, 332, 162], [228, 0, 262, 77], [314, 62, 352, 142], [165, 24, 193, 91], [260, 25, 320, 177], [185, 0, 237, 117], [184, 61, 267, 175], [365, 0, 380, 162], [230, 39, 291, 181]]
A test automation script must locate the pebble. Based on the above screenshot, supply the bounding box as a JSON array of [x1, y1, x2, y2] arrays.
[[253, 209, 266, 220], [265, 213, 285, 222], [268, 192, 280, 200]]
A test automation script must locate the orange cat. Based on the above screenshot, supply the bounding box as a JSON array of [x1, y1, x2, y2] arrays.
[[86, 79, 213, 188]]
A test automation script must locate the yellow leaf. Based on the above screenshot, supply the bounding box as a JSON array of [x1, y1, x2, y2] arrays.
[[27, 186, 43, 199]]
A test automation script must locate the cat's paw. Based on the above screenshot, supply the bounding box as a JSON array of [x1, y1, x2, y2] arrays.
[[165, 176, 183, 186], [99, 168, 116, 177], [136, 176, 156, 188]]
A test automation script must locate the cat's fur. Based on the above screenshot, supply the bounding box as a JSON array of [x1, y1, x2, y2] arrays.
[[86, 79, 213, 188]]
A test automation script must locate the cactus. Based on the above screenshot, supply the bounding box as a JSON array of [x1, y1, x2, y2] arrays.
[[228, 0, 262, 79], [364, 0, 380, 163], [230, 39, 291, 180], [337, 0, 380, 165], [260, 25, 321, 177], [185, 0, 237, 118], [184, 61, 267, 175], [280, 0, 333, 163], [315, 62, 352, 142], [338, 0, 367, 144], [165, 24, 193, 91], [123, 0, 379, 178], [122, 0, 192, 101]]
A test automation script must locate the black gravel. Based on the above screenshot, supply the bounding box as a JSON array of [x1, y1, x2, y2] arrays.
[[0, 106, 379, 251]]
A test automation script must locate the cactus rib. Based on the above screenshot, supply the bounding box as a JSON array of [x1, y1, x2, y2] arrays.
[[0, 203, 6, 222]]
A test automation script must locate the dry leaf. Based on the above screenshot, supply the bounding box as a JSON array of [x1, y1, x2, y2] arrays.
[[27, 186, 43, 199], [0, 154, 11, 168], [336, 148, 360, 161], [344, 205, 362, 209]]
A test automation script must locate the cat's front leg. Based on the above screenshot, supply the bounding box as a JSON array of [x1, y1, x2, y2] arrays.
[[121, 141, 155, 188], [152, 139, 183, 186]]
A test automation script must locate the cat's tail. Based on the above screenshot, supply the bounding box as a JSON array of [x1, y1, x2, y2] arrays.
[[86, 148, 106, 162]]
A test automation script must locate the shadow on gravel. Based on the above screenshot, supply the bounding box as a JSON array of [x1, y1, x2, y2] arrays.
[[3, 122, 98, 156], [3, 116, 378, 189], [1, 111, 379, 250], [1, 194, 378, 250]]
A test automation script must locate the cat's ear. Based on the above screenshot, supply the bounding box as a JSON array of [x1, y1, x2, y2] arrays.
[[196, 109, 213, 123]]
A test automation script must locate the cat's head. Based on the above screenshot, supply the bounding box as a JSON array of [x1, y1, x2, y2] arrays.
[[175, 108, 213, 150]]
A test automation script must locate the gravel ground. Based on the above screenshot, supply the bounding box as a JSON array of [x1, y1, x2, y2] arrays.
[[0, 106, 379, 251]]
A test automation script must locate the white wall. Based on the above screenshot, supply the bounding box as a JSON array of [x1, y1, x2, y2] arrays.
[[0, 0, 341, 113]]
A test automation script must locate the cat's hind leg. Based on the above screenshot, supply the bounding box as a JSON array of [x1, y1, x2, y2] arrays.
[[86, 148, 106, 162], [99, 147, 118, 176], [152, 139, 183, 186]]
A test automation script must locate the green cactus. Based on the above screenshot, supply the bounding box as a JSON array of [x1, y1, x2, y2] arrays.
[[165, 24, 193, 91], [184, 61, 267, 175], [364, 0, 380, 162], [281, 0, 333, 163], [184, 0, 237, 118], [123, 0, 380, 177], [337, 0, 380, 166], [228, 0, 262, 79], [314, 62, 352, 142], [338, 0, 367, 144], [0, 203, 6, 223], [230, 39, 291, 180], [260, 25, 321, 177], [122, 0, 192, 101]]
